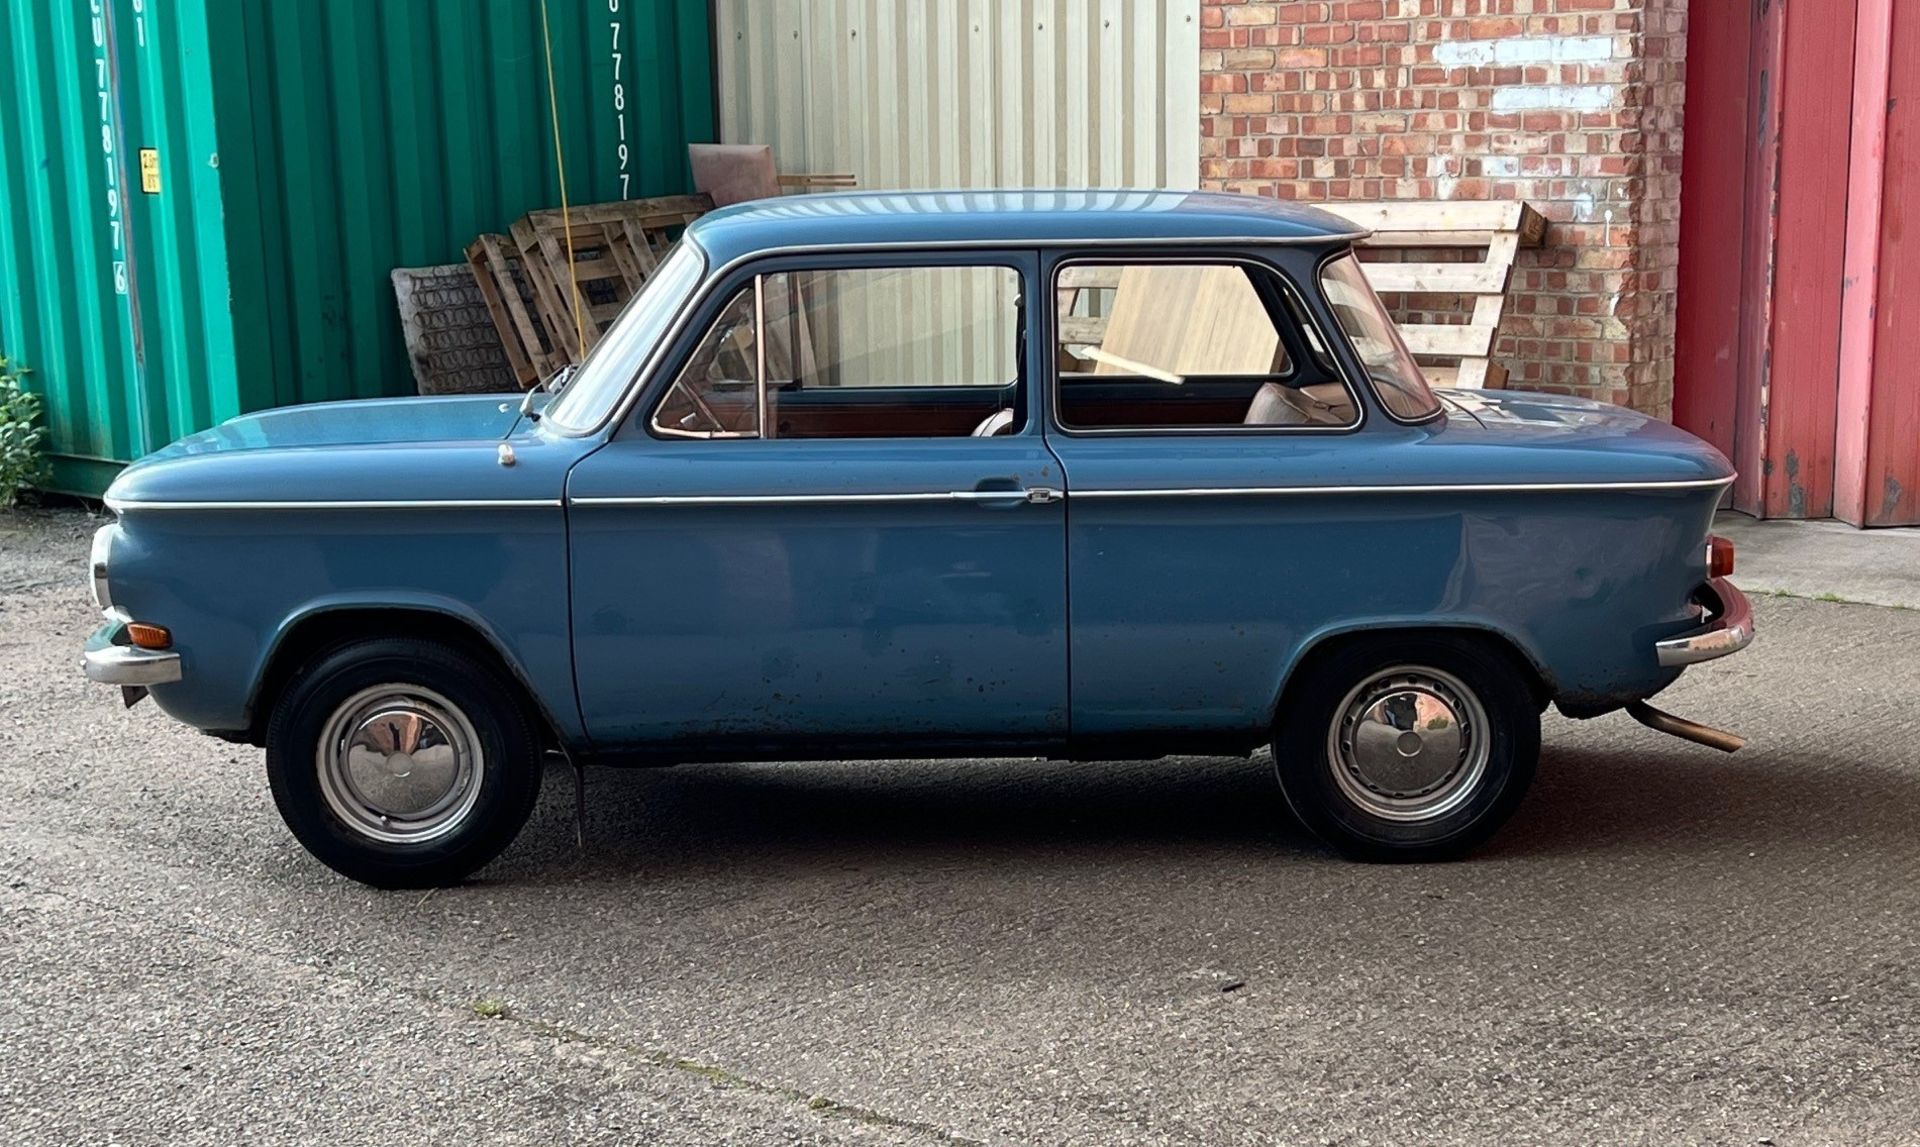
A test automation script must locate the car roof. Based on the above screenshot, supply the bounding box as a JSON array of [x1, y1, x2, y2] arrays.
[[682, 189, 1366, 269]]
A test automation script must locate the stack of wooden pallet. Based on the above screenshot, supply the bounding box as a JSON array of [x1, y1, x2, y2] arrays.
[[1319, 200, 1549, 389], [465, 194, 713, 388]]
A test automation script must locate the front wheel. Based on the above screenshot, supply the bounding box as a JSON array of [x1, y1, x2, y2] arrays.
[[1273, 636, 1539, 862], [265, 637, 544, 888]]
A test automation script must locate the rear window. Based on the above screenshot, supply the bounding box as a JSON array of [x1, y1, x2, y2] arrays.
[[1052, 260, 1357, 431], [1319, 253, 1441, 422]]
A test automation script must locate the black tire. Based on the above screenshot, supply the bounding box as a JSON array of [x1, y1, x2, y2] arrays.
[[265, 637, 543, 888], [1272, 635, 1539, 862]]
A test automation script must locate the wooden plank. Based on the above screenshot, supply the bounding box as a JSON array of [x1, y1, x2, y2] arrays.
[[1083, 347, 1184, 383], [1326, 200, 1548, 247], [1355, 229, 1508, 249], [1398, 323, 1499, 358], [1426, 361, 1509, 390], [1451, 360, 1491, 388], [529, 195, 713, 227], [465, 238, 536, 386], [777, 173, 858, 189], [465, 234, 559, 387], [508, 216, 586, 360], [1324, 200, 1525, 232], [1058, 266, 1122, 290], [1357, 262, 1512, 295], [1057, 314, 1109, 346], [1094, 264, 1284, 376]]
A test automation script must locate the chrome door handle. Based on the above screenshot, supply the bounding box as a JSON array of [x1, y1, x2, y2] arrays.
[[951, 486, 1064, 505]]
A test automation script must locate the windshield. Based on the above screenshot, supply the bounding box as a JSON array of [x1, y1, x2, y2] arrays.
[[542, 240, 706, 432], [1318, 253, 1441, 422]]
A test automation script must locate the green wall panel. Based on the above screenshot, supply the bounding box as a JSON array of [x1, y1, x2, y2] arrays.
[[0, 0, 714, 496]]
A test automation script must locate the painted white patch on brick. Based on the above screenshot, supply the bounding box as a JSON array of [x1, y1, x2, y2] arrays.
[[1490, 84, 1617, 112], [1433, 41, 1497, 67], [1480, 156, 1520, 177], [1434, 35, 1614, 68]]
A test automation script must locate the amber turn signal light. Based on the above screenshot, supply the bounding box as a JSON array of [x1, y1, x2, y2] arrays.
[[1707, 535, 1735, 579], [127, 622, 172, 650]]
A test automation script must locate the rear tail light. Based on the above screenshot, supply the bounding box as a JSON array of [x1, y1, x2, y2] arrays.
[[1707, 535, 1735, 579]]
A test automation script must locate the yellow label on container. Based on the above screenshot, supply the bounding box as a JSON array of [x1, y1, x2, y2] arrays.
[[139, 148, 161, 194]]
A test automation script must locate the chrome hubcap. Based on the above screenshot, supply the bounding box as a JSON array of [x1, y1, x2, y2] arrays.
[[1328, 665, 1489, 823], [316, 684, 482, 844]]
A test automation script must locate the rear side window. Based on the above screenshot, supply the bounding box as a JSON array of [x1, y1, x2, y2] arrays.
[[1052, 261, 1357, 431]]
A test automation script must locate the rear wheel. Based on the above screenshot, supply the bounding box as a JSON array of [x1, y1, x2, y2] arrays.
[[265, 637, 543, 888], [1273, 635, 1539, 861]]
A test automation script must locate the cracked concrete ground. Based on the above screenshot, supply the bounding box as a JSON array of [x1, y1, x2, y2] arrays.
[[3, 504, 1919, 1145]]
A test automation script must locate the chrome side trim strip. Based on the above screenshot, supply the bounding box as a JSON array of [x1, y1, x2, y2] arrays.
[[1071, 477, 1736, 499], [105, 498, 564, 513], [571, 490, 1035, 507], [570, 477, 1731, 508]]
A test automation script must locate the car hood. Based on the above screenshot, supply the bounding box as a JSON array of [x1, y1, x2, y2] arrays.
[[104, 393, 581, 512], [134, 394, 526, 463]]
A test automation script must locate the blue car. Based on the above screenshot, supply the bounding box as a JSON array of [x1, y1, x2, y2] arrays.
[[82, 191, 1753, 886]]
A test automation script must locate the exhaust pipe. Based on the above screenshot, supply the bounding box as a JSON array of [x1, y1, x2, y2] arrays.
[[1626, 701, 1745, 753]]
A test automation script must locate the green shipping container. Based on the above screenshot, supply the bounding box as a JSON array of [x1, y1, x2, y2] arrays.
[[0, 0, 714, 497]]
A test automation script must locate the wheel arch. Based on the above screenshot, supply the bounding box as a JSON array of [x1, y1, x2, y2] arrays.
[[1270, 620, 1555, 726], [243, 597, 576, 752]]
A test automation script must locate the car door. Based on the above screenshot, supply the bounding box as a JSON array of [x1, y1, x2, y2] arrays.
[[1039, 248, 1384, 745], [566, 250, 1069, 753]]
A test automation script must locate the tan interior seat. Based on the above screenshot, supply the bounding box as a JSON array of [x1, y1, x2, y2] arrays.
[[1243, 383, 1314, 426], [1243, 382, 1356, 427]]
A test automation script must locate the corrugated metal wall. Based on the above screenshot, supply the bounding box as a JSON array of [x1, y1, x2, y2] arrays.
[[213, 0, 713, 415], [715, 0, 1200, 190], [0, 0, 233, 494], [712, 0, 1199, 387], [0, 0, 714, 496]]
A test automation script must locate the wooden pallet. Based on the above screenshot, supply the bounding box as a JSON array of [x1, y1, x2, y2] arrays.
[[1317, 200, 1548, 389], [464, 234, 562, 388], [512, 194, 713, 363], [466, 195, 713, 386]]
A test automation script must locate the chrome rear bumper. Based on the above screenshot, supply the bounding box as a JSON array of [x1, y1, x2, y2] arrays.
[[1655, 578, 1755, 668]]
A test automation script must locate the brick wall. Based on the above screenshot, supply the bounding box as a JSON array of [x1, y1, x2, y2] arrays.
[[1199, 0, 1688, 417]]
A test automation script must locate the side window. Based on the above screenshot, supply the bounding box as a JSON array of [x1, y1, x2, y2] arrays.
[[654, 288, 759, 438], [651, 265, 1024, 440], [1053, 261, 1357, 431]]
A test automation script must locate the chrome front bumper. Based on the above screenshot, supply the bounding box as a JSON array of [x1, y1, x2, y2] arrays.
[[82, 615, 182, 687], [1655, 578, 1755, 668]]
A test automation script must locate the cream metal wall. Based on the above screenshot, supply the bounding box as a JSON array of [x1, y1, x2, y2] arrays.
[[713, 0, 1201, 388]]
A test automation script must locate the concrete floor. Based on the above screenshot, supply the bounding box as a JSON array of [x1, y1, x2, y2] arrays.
[[1714, 511, 1920, 611], [4, 505, 1918, 1145]]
